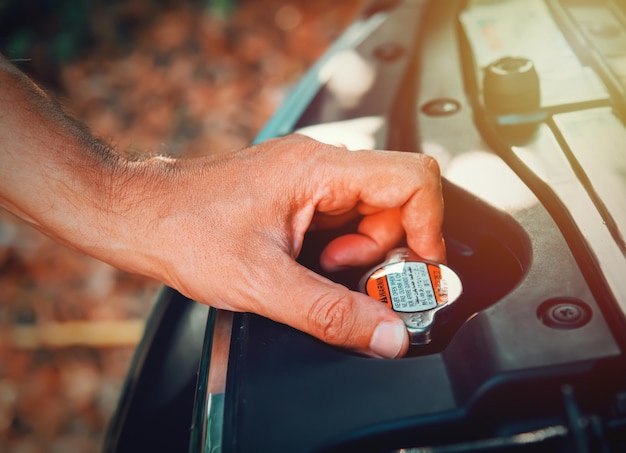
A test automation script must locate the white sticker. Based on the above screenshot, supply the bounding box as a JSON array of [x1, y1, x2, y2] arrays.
[[386, 262, 437, 312]]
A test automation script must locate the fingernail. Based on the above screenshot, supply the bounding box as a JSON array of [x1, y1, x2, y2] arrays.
[[369, 320, 406, 359], [327, 264, 350, 272], [320, 255, 349, 273]]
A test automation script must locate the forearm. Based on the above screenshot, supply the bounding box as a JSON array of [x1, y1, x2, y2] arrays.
[[0, 55, 169, 275]]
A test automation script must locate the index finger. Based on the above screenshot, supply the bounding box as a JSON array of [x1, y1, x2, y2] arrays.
[[314, 148, 446, 265], [399, 153, 447, 263]]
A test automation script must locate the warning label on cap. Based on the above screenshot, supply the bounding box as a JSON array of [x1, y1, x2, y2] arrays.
[[365, 262, 447, 313]]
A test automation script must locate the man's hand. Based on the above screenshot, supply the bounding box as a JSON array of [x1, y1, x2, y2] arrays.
[[122, 135, 445, 358], [0, 55, 445, 358]]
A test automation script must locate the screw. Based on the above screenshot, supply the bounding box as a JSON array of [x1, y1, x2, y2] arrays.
[[540, 300, 591, 329], [550, 304, 583, 323], [373, 43, 404, 63], [421, 99, 461, 117]]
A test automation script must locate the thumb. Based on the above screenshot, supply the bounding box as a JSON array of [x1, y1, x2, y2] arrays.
[[261, 259, 409, 358]]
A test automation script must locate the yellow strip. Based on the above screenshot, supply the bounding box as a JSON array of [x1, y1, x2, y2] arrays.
[[1, 320, 146, 349]]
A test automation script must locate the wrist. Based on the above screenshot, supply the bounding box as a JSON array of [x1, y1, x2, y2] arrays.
[[74, 152, 181, 280]]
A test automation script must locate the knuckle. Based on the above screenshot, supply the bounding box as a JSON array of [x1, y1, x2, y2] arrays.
[[307, 291, 357, 346], [275, 134, 328, 172], [418, 153, 441, 178]]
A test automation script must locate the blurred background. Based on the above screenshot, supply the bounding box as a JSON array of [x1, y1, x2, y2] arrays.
[[0, 0, 364, 451]]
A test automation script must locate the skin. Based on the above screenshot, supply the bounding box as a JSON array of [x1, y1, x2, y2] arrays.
[[0, 55, 445, 358]]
